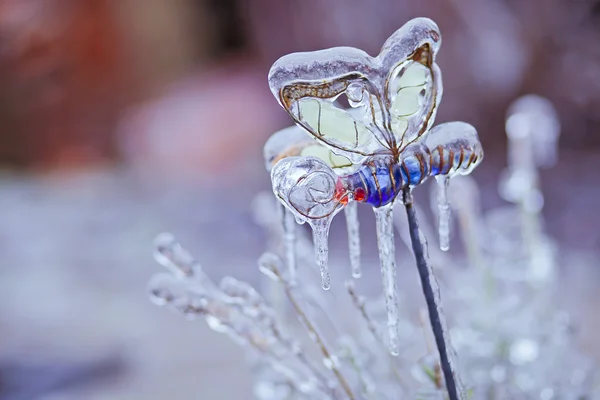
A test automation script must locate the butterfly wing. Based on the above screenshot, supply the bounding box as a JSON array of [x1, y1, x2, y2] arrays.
[[268, 48, 394, 165], [264, 125, 353, 172], [268, 18, 444, 164], [378, 18, 443, 150]]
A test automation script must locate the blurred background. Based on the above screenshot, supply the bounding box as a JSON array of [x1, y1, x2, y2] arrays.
[[0, 0, 599, 398]]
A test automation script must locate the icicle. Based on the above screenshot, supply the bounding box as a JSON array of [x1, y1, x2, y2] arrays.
[[436, 176, 451, 251], [281, 207, 298, 284], [309, 218, 332, 290], [344, 201, 362, 278], [373, 204, 399, 356]]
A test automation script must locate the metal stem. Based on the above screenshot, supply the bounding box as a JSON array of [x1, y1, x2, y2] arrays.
[[403, 188, 460, 400]]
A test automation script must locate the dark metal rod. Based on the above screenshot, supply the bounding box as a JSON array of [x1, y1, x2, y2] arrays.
[[403, 188, 459, 400]]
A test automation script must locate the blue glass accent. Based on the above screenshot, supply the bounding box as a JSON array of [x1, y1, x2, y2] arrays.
[[376, 166, 394, 205], [399, 162, 410, 184], [404, 156, 422, 185], [347, 161, 425, 208], [430, 149, 441, 176], [392, 163, 403, 190]]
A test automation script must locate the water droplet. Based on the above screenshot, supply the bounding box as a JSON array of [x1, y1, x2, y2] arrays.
[[346, 82, 365, 107]]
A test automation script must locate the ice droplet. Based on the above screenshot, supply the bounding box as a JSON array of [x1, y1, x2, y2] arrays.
[[310, 218, 332, 290], [281, 208, 298, 284], [346, 82, 365, 107], [436, 176, 451, 251], [373, 204, 399, 355], [344, 201, 362, 278]]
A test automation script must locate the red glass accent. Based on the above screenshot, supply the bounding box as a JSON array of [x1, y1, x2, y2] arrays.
[[334, 178, 349, 205], [353, 187, 366, 202]]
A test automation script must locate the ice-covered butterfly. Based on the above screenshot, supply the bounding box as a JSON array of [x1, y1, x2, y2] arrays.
[[266, 17, 483, 291]]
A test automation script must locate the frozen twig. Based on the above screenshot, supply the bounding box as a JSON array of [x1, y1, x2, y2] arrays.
[[402, 188, 463, 400], [261, 255, 357, 400]]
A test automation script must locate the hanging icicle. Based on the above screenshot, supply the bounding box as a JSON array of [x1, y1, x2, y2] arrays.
[[281, 207, 298, 284], [436, 175, 451, 251], [344, 201, 362, 278], [373, 204, 400, 356]]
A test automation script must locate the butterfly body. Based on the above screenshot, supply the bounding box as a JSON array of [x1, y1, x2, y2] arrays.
[[340, 160, 403, 207], [332, 135, 482, 208]]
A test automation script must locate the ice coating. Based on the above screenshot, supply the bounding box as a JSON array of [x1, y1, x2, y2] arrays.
[[271, 156, 347, 222], [270, 156, 348, 289], [423, 121, 484, 177], [505, 94, 560, 169], [263, 125, 313, 171], [373, 204, 400, 355], [149, 244, 331, 398], [311, 218, 332, 290], [282, 208, 298, 284], [423, 122, 483, 250], [436, 176, 451, 251], [267, 17, 443, 163], [262, 20, 484, 397], [154, 232, 199, 278], [417, 233, 466, 399], [258, 252, 284, 282], [344, 201, 362, 278], [403, 195, 465, 400], [153, 232, 217, 291]]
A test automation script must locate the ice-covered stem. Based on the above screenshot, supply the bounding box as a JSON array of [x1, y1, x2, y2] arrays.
[[153, 233, 217, 291], [436, 176, 451, 252], [346, 281, 404, 386], [402, 188, 463, 400], [152, 283, 326, 396], [262, 256, 357, 400], [502, 95, 560, 272], [219, 276, 330, 389], [281, 207, 298, 285]]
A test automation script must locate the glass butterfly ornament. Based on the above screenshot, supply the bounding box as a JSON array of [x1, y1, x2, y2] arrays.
[[267, 17, 483, 286], [266, 18, 483, 367]]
